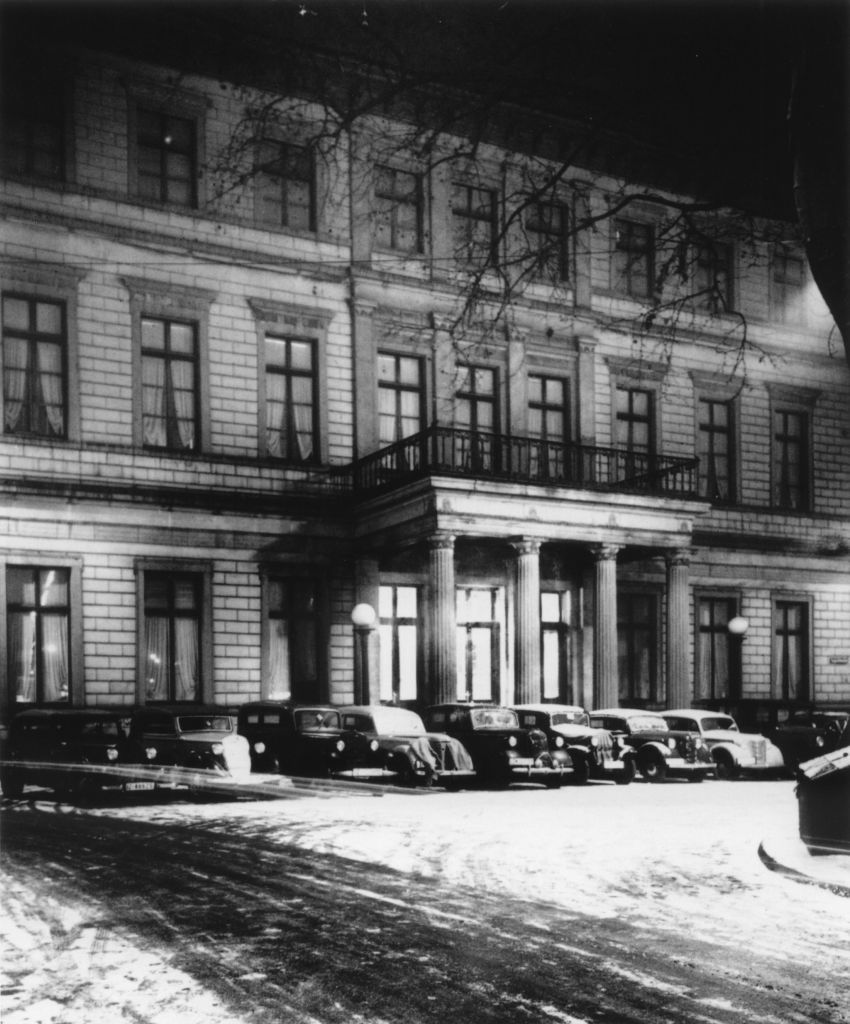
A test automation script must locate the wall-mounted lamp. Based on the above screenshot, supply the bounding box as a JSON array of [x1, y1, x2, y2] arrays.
[[727, 616, 749, 637], [351, 603, 377, 704]]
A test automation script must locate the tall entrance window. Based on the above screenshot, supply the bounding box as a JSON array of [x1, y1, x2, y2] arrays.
[[143, 573, 202, 701], [3, 294, 66, 438], [378, 585, 419, 703], [615, 386, 654, 481], [617, 591, 657, 704], [6, 567, 70, 703], [773, 408, 810, 511], [264, 335, 317, 462], [456, 587, 502, 702], [696, 596, 737, 701], [455, 365, 497, 472], [698, 399, 734, 502], [266, 578, 318, 702], [378, 353, 424, 446], [774, 600, 810, 701], [528, 375, 569, 480], [141, 316, 198, 451], [541, 590, 571, 702]]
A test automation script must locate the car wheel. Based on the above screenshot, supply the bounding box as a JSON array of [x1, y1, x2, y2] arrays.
[[0, 770, 24, 799], [544, 774, 562, 790], [614, 757, 636, 785], [570, 754, 590, 785], [713, 749, 739, 780], [638, 751, 668, 782]]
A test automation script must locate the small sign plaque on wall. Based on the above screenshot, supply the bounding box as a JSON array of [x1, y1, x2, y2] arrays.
[[828, 655, 849, 665]]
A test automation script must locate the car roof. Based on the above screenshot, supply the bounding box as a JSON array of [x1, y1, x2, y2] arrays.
[[13, 707, 125, 720], [592, 708, 663, 718], [663, 709, 731, 719], [512, 703, 585, 714]]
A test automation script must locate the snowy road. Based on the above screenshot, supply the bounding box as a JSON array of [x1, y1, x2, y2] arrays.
[[2, 778, 848, 1023]]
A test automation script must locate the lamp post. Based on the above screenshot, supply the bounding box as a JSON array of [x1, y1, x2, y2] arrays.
[[351, 602, 377, 705], [727, 616, 749, 700]]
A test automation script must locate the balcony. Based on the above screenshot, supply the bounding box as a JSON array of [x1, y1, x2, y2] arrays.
[[337, 426, 698, 500]]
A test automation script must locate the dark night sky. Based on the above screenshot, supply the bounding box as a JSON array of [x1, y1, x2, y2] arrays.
[[3, 0, 847, 217]]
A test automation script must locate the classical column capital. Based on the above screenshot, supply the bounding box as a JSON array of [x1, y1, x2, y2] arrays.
[[665, 548, 691, 569], [510, 537, 541, 557], [429, 532, 456, 552], [591, 543, 621, 562]]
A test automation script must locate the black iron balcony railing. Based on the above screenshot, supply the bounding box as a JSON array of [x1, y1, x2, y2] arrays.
[[336, 425, 698, 499]]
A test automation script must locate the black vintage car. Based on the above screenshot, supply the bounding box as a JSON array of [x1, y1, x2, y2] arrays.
[[513, 703, 636, 784], [337, 705, 476, 789], [423, 703, 564, 788], [769, 709, 850, 772], [237, 701, 375, 776], [0, 707, 154, 800], [589, 708, 713, 782], [120, 704, 252, 788]]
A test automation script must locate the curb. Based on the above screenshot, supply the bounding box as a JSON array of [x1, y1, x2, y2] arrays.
[[758, 840, 850, 898]]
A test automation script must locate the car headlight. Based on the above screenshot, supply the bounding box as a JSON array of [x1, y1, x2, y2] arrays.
[[336, 739, 345, 752], [508, 735, 518, 748], [554, 736, 564, 748], [107, 748, 119, 761], [695, 738, 705, 750], [211, 743, 224, 756], [370, 739, 379, 752], [816, 736, 825, 747], [590, 737, 599, 748], [667, 738, 677, 750], [145, 746, 157, 760], [253, 741, 266, 755]]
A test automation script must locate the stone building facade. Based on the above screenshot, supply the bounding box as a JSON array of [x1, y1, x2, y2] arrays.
[[1, 34, 849, 727]]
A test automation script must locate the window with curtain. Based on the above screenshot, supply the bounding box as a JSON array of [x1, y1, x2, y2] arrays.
[[528, 375, 569, 480], [772, 247, 805, 325], [266, 578, 318, 702], [541, 590, 571, 702], [455, 365, 498, 472], [143, 572, 201, 702], [254, 140, 315, 231], [617, 591, 657, 704], [698, 398, 734, 502], [378, 585, 419, 703], [374, 166, 423, 253], [6, 567, 70, 703], [456, 587, 502, 702], [695, 597, 736, 700], [525, 200, 569, 282], [136, 107, 197, 207], [774, 600, 809, 701], [378, 353, 424, 447], [451, 181, 498, 266], [141, 316, 198, 452], [615, 386, 654, 483], [693, 241, 732, 313], [613, 219, 653, 298], [264, 335, 317, 462], [773, 408, 810, 510], [2, 293, 66, 438]]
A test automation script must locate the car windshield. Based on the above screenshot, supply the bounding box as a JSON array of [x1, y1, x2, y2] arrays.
[[79, 720, 121, 739], [701, 716, 738, 732], [627, 715, 668, 733], [295, 709, 342, 732], [550, 711, 588, 726], [176, 716, 232, 733], [470, 707, 519, 730]]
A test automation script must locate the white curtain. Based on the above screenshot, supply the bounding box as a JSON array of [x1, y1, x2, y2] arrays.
[[268, 618, 291, 699], [9, 611, 36, 701], [144, 617, 169, 699], [37, 341, 65, 435], [42, 614, 69, 701], [4, 337, 28, 431], [142, 357, 166, 446], [174, 618, 199, 700], [265, 372, 286, 457], [170, 360, 195, 450]]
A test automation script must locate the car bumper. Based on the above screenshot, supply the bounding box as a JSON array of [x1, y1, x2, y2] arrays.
[[666, 758, 714, 777]]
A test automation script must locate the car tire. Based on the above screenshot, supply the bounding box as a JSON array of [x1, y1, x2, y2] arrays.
[[0, 770, 24, 799], [713, 749, 739, 780], [614, 757, 636, 785], [638, 751, 668, 782], [570, 753, 590, 785], [544, 774, 563, 790]]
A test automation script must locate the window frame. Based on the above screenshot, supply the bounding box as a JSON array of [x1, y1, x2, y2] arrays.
[[692, 239, 734, 314], [377, 351, 426, 447], [0, 60, 74, 184], [524, 199, 570, 283], [771, 245, 806, 326], [451, 180, 499, 267], [253, 137, 317, 233], [134, 559, 213, 705], [123, 278, 214, 454], [373, 164, 425, 255], [767, 384, 818, 513], [378, 583, 421, 704], [261, 572, 324, 703], [612, 217, 654, 299], [694, 592, 741, 702], [617, 588, 661, 706], [771, 594, 813, 702], [263, 333, 320, 464], [1, 265, 83, 443]]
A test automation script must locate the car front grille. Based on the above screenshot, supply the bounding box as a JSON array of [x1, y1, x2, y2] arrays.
[[746, 738, 767, 765]]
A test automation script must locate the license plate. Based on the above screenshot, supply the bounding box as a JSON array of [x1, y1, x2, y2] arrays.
[[125, 781, 155, 791]]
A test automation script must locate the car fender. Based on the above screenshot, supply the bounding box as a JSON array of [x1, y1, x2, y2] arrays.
[[710, 740, 740, 763], [639, 740, 671, 760]]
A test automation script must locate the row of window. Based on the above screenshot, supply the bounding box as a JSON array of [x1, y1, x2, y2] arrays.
[[1, 289, 814, 509], [2, 82, 808, 313], [6, 565, 811, 708]]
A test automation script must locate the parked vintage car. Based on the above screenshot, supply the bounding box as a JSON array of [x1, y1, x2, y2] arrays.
[[423, 703, 565, 788], [513, 703, 635, 784], [768, 709, 850, 772], [0, 707, 155, 800], [336, 705, 476, 788], [589, 708, 714, 782], [237, 701, 376, 776], [121, 704, 252, 787], [662, 709, 784, 779]]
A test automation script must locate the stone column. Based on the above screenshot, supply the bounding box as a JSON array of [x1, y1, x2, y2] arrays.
[[511, 537, 541, 704], [665, 549, 691, 709], [428, 532, 457, 704], [592, 544, 620, 709]]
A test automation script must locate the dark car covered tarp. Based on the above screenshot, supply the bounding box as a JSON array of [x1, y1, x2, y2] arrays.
[[796, 746, 850, 855]]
